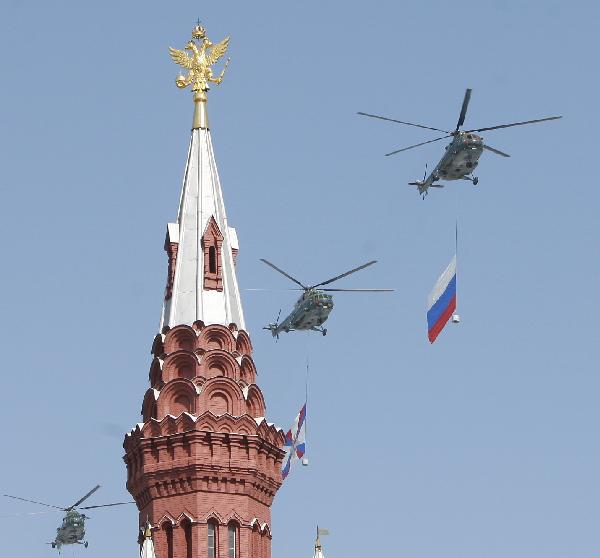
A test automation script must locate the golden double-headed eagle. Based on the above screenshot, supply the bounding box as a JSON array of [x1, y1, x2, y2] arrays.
[[169, 24, 230, 95]]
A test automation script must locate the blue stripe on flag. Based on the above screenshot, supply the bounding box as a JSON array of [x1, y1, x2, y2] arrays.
[[427, 275, 456, 329], [282, 455, 292, 479]]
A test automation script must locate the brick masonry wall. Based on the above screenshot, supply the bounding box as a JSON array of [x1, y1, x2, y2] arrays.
[[125, 324, 285, 557]]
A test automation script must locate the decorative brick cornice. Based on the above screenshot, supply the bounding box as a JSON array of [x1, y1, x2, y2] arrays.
[[124, 423, 284, 507], [125, 323, 283, 558]]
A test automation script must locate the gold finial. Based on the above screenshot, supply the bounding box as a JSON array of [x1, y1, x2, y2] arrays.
[[169, 23, 231, 129]]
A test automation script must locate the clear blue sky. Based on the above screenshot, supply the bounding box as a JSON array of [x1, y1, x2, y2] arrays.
[[1, 1, 598, 557]]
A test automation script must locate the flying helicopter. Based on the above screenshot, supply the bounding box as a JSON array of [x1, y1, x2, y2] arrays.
[[3, 485, 133, 550], [255, 259, 393, 337], [358, 89, 561, 198]]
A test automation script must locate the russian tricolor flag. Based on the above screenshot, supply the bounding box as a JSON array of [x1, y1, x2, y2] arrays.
[[427, 255, 457, 343], [282, 403, 306, 480]]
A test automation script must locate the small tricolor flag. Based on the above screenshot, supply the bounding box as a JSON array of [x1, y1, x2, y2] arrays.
[[427, 255, 457, 343], [282, 403, 306, 480]]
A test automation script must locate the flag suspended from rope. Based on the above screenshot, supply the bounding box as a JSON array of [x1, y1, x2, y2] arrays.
[[427, 255, 457, 343], [281, 402, 306, 480]]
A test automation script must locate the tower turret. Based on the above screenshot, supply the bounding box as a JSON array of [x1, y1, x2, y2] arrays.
[[124, 25, 285, 558]]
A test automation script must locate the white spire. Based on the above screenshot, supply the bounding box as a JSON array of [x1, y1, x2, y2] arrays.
[[313, 539, 326, 558], [160, 121, 245, 331], [140, 523, 155, 558], [313, 528, 329, 558]]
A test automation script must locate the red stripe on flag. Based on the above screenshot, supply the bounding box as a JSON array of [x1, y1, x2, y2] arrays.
[[428, 294, 456, 343]]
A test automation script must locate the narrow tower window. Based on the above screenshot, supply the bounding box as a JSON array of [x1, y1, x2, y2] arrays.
[[165, 523, 174, 558], [228, 522, 238, 558], [209, 245, 217, 274], [202, 216, 224, 291], [208, 521, 217, 558], [183, 519, 193, 558]]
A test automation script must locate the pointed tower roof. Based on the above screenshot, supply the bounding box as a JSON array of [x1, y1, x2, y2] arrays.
[[161, 24, 243, 330], [124, 27, 285, 558], [313, 538, 326, 558]]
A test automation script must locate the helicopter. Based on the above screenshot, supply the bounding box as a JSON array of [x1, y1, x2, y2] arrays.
[[3, 485, 133, 550], [256, 259, 393, 337], [358, 88, 561, 198]]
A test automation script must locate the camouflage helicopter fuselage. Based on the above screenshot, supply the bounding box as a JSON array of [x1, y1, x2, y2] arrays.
[[266, 289, 334, 337], [52, 510, 88, 549], [412, 132, 484, 196]]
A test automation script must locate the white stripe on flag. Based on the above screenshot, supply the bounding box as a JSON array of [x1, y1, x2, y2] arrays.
[[427, 255, 457, 309]]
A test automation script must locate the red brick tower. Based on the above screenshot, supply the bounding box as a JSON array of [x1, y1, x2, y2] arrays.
[[124, 24, 285, 558]]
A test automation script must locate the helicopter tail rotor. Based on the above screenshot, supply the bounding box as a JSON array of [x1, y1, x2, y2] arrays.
[[262, 309, 281, 339], [408, 163, 428, 185], [408, 164, 433, 197], [262, 323, 279, 338]]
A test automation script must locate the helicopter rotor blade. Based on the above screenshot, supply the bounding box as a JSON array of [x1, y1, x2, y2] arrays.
[[483, 144, 511, 157], [244, 288, 302, 291], [67, 485, 101, 510], [3, 494, 65, 511], [465, 115, 562, 133], [357, 112, 450, 133], [455, 88, 472, 131], [320, 288, 395, 292], [385, 135, 452, 156], [311, 260, 378, 289], [79, 501, 135, 510], [259, 259, 307, 289], [0, 510, 63, 518]]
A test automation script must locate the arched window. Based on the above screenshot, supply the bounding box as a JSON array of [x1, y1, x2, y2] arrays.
[[228, 522, 238, 558], [208, 521, 217, 558], [182, 518, 193, 558], [164, 523, 174, 558]]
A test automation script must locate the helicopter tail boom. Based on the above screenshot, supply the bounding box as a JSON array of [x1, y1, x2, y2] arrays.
[[409, 180, 444, 187]]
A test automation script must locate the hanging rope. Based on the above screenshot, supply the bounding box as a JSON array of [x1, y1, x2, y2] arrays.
[[454, 185, 460, 258], [303, 332, 310, 465], [454, 190, 460, 324], [455, 218, 459, 257]]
